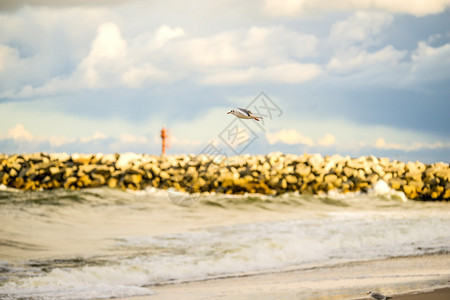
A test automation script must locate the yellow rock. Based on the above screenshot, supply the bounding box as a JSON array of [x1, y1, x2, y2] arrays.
[[71, 154, 92, 165], [443, 188, 450, 200], [389, 177, 406, 190], [295, 164, 311, 177], [343, 167, 355, 178], [431, 186, 444, 199], [324, 174, 338, 184], [108, 177, 118, 188], [78, 175, 91, 187], [280, 178, 287, 189], [403, 185, 417, 199], [285, 174, 298, 184], [12, 177, 24, 189], [64, 177, 78, 189]]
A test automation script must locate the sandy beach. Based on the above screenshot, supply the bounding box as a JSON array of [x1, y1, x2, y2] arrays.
[[393, 288, 450, 300], [118, 254, 450, 300]]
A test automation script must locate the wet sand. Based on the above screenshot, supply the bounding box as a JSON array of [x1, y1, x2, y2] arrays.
[[118, 254, 450, 300], [393, 287, 450, 300]]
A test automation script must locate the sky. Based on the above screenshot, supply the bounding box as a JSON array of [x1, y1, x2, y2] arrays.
[[0, 0, 449, 163]]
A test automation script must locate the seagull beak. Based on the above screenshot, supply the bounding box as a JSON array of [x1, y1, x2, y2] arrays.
[[227, 111, 231, 114]]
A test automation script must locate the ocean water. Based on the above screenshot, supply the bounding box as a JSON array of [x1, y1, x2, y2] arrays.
[[0, 182, 449, 299]]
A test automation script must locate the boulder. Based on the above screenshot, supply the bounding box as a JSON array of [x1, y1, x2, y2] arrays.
[[116, 153, 142, 169], [295, 164, 311, 177], [71, 153, 92, 165], [285, 174, 298, 185], [403, 185, 418, 199], [389, 177, 406, 190]]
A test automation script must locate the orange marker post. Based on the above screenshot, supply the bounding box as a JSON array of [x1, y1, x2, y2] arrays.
[[160, 127, 169, 156]]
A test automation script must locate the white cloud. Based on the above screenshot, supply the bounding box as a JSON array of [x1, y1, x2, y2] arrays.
[[329, 11, 393, 51], [181, 26, 318, 68], [374, 137, 450, 151], [0, 123, 162, 153], [404, 41, 450, 84], [72, 22, 128, 89], [6, 124, 34, 141], [154, 25, 185, 47], [0, 22, 172, 97], [266, 129, 314, 146], [0, 0, 131, 12], [202, 62, 322, 85], [121, 64, 170, 88], [80, 132, 108, 143], [318, 133, 336, 146], [118, 133, 149, 144], [1, 22, 322, 98], [327, 45, 406, 75], [2, 123, 77, 147], [263, 0, 450, 17], [0, 44, 18, 72], [170, 135, 203, 147]]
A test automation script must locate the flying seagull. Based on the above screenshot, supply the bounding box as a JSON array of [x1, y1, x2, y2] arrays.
[[227, 108, 263, 121], [367, 291, 392, 300]]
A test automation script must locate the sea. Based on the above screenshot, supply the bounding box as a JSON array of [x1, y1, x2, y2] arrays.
[[0, 180, 449, 300]]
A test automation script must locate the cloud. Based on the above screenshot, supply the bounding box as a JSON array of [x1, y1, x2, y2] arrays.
[[80, 132, 108, 144], [404, 41, 450, 84], [0, 123, 163, 154], [5, 124, 101, 148], [0, 22, 170, 97], [177, 26, 318, 68], [374, 137, 450, 152], [324, 12, 408, 81], [329, 12, 393, 50], [263, 0, 450, 17], [318, 134, 336, 146], [6, 124, 34, 142], [327, 45, 406, 75], [154, 25, 185, 47], [1, 22, 322, 99], [266, 129, 314, 146], [202, 62, 322, 85], [0, 0, 131, 12], [266, 130, 337, 148]]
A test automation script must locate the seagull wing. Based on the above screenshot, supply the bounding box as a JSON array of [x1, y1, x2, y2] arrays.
[[237, 108, 251, 117], [239, 108, 264, 119]]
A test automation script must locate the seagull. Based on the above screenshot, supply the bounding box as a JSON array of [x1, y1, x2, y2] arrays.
[[227, 108, 263, 121], [367, 291, 392, 300]]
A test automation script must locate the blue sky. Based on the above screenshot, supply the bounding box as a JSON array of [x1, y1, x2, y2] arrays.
[[0, 0, 449, 163]]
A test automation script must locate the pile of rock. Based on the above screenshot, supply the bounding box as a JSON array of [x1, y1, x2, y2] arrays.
[[0, 152, 448, 200]]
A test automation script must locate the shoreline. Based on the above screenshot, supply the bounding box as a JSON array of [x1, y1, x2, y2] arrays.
[[393, 288, 450, 300], [116, 254, 450, 300], [0, 152, 449, 200]]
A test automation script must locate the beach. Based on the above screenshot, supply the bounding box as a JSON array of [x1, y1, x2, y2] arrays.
[[118, 254, 450, 300]]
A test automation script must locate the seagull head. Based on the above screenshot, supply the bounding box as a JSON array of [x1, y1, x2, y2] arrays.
[[227, 109, 235, 115], [366, 291, 372, 295]]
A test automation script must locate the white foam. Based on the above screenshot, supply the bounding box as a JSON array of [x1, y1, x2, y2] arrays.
[[2, 211, 449, 299], [372, 180, 390, 195], [370, 180, 408, 202], [0, 264, 155, 300]]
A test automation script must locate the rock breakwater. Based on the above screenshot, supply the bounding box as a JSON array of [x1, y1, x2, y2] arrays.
[[0, 152, 449, 200]]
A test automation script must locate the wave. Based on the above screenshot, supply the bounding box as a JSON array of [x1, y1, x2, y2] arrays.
[[1, 180, 407, 206], [0, 181, 448, 299], [2, 207, 449, 299]]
